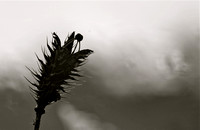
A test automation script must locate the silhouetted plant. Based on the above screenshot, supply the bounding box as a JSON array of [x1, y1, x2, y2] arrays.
[[25, 32, 93, 130]]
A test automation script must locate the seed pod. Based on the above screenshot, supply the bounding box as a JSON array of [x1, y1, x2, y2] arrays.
[[75, 33, 83, 42], [26, 32, 93, 130]]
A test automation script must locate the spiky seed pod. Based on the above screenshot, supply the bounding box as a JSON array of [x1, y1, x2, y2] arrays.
[[26, 32, 93, 130]]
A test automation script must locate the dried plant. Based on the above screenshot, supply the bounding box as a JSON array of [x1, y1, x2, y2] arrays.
[[26, 32, 93, 130]]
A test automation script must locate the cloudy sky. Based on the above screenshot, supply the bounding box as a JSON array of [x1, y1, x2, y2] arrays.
[[0, 1, 199, 130]]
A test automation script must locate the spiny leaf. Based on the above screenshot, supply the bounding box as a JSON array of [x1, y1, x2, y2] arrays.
[[35, 54, 45, 69], [64, 32, 75, 53], [70, 72, 81, 77], [42, 50, 50, 64], [25, 76, 39, 88], [52, 32, 61, 48], [26, 67, 41, 81], [47, 43, 54, 57]]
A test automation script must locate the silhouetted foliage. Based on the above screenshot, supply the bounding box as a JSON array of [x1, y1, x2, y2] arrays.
[[26, 32, 93, 130]]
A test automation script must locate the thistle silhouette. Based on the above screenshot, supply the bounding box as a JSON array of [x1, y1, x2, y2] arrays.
[[26, 32, 93, 130]]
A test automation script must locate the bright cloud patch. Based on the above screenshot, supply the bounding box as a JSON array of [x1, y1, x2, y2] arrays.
[[58, 104, 118, 130]]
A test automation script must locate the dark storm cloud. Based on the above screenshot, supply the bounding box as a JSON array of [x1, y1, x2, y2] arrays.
[[61, 75, 199, 130], [0, 88, 66, 130]]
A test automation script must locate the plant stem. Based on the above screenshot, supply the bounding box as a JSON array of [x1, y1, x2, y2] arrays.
[[34, 112, 43, 130]]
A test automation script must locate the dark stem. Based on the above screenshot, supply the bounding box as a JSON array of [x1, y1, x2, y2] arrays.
[[34, 107, 45, 130], [34, 112, 42, 130]]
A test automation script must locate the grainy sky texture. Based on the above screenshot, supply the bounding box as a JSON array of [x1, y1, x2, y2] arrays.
[[0, 1, 199, 130]]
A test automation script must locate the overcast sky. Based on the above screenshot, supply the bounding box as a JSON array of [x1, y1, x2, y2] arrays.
[[0, 1, 199, 130]]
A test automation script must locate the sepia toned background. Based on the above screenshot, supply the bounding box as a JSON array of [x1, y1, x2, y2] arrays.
[[0, 1, 199, 130]]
